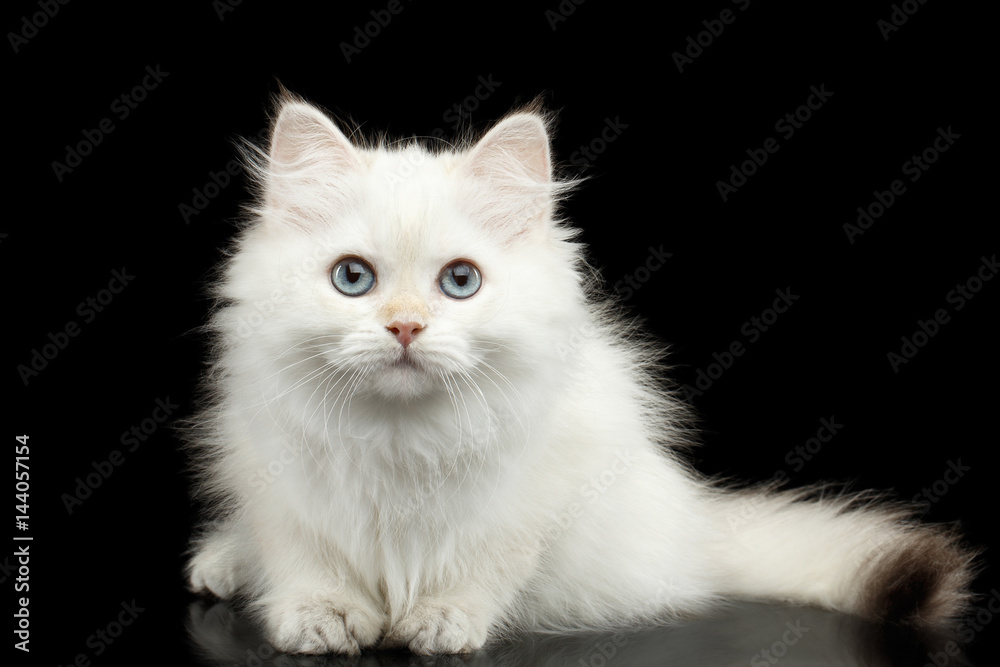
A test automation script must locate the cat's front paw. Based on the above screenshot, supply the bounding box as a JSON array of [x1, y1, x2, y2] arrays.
[[265, 593, 385, 655], [187, 548, 239, 599], [387, 602, 488, 655]]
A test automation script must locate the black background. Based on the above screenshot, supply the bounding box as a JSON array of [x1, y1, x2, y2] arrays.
[[6, 1, 996, 665]]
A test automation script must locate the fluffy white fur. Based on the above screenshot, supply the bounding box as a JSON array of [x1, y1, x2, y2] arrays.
[[186, 95, 975, 655]]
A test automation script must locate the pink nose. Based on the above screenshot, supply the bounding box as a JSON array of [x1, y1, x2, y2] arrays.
[[387, 321, 424, 348]]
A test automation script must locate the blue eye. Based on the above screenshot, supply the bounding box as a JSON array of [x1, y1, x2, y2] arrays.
[[439, 260, 482, 299], [331, 257, 376, 296]]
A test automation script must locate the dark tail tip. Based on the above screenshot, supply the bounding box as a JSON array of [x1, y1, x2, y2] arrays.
[[860, 526, 979, 628]]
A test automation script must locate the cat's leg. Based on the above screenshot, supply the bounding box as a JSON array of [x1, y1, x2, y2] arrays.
[[251, 516, 387, 655], [384, 538, 541, 655], [187, 518, 248, 599]]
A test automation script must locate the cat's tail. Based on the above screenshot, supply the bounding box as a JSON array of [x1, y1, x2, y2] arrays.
[[708, 483, 979, 628]]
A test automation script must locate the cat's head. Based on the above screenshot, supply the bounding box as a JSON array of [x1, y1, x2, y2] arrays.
[[220, 95, 584, 403]]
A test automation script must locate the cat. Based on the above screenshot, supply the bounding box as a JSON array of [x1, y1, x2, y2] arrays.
[[185, 92, 977, 656]]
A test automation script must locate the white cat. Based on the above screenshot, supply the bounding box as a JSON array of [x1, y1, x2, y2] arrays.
[[185, 93, 976, 655]]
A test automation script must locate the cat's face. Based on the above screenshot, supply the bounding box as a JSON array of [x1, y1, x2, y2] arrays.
[[225, 99, 580, 403]]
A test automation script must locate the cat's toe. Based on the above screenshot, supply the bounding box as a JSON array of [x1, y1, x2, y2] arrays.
[[388, 602, 487, 655], [266, 595, 384, 655], [187, 556, 238, 599]]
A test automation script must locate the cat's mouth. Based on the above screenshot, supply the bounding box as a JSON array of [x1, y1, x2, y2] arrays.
[[390, 352, 420, 369], [371, 350, 435, 399]]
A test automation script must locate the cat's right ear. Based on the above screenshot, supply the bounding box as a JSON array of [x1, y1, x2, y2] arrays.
[[264, 101, 360, 211]]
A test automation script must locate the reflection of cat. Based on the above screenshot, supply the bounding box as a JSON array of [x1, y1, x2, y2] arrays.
[[185, 94, 976, 655], [186, 598, 960, 667]]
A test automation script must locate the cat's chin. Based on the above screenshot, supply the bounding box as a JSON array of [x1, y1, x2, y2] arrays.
[[367, 358, 436, 400]]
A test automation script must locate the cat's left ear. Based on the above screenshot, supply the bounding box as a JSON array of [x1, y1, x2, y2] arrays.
[[466, 112, 551, 185], [463, 111, 555, 239]]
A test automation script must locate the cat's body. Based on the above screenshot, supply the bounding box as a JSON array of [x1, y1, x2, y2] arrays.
[[186, 95, 976, 655]]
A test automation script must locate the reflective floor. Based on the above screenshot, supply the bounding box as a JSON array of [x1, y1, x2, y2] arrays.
[[186, 598, 972, 666]]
